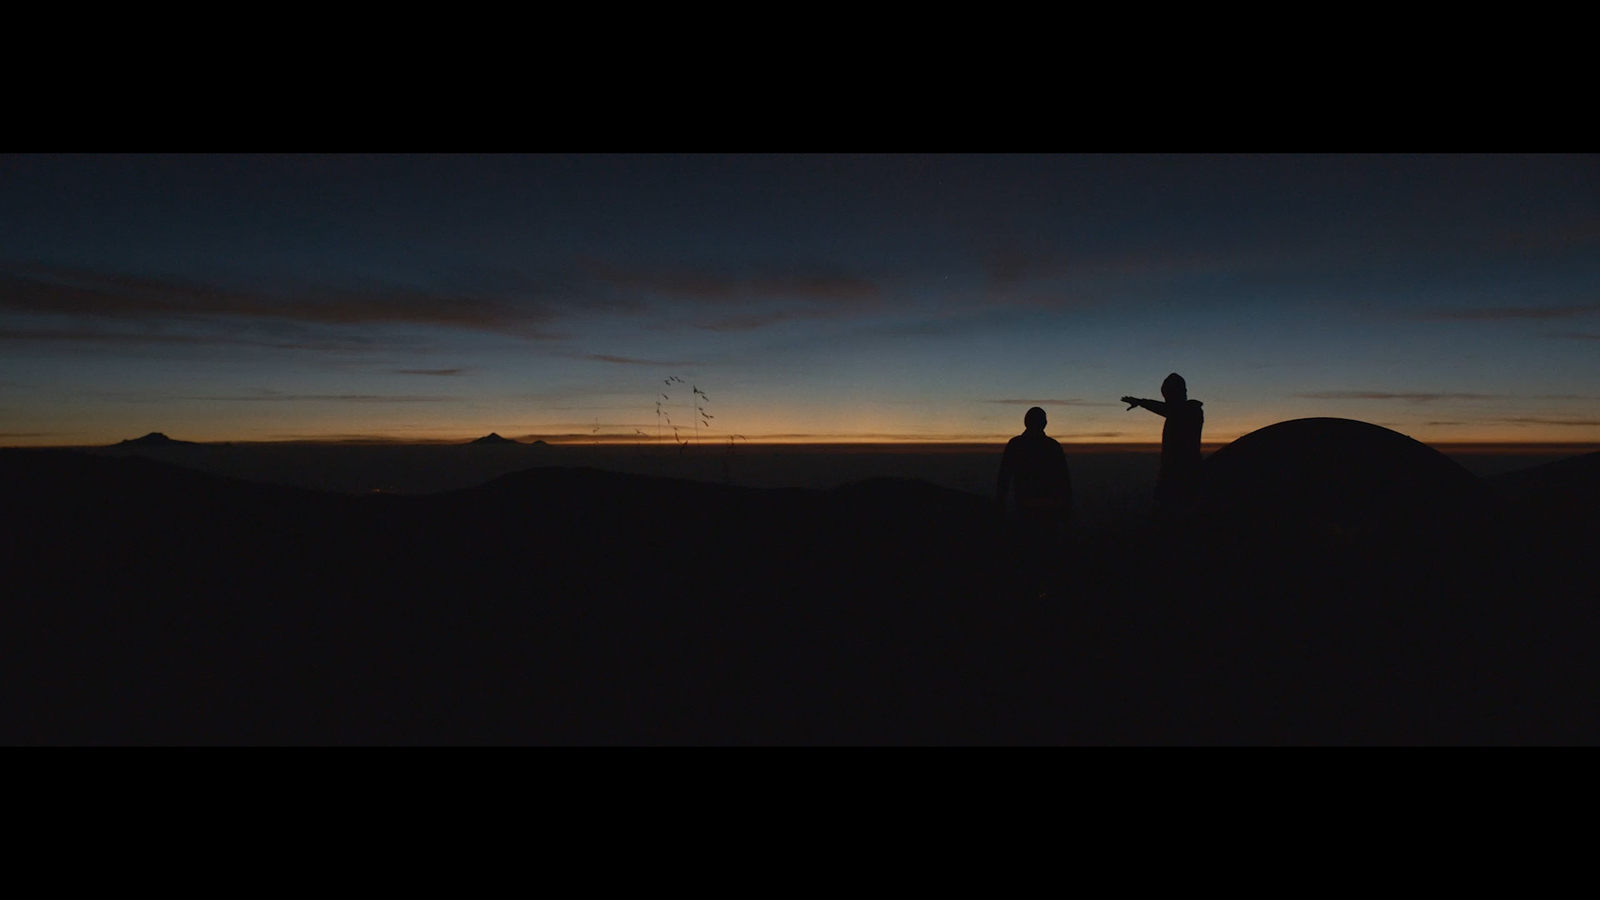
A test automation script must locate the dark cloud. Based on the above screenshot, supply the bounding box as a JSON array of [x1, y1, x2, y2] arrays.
[[867, 319, 966, 337], [694, 305, 874, 332], [0, 328, 222, 345], [394, 368, 469, 376], [715, 433, 1014, 442], [1496, 220, 1600, 253], [266, 434, 456, 443], [1294, 391, 1495, 403], [1496, 417, 1600, 427], [581, 354, 701, 367], [0, 266, 565, 339], [515, 386, 640, 404], [984, 398, 1117, 407], [697, 311, 806, 332], [575, 260, 887, 332], [583, 260, 880, 304], [187, 392, 455, 403], [1545, 331, 1600, 341], [1423, 303, 1600, 321], [0, 326, 393, 353], [981, 246, 1258, 291], [0, 262, 894, 340]]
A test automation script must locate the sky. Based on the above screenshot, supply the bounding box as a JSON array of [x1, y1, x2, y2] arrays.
[[2, 153, 1597, 446]]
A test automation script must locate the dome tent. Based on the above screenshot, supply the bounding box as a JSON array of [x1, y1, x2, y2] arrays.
[[1198, 418, 1492, 534]]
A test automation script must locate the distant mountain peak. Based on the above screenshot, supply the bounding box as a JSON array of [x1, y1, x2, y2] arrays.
[[118, 432, 195, 447], [471, 433, 519, 445]]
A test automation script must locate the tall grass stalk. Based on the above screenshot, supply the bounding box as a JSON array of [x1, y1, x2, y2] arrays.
[[693, 385, 711, 448]]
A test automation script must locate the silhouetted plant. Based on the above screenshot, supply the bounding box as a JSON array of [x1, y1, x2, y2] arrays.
[[666, 411, 685, 454], [655, 375, 727, 468], [656, 389, 671, 449], [659, 376, 694, 456], [693, 385, 712, 447], [662, 376, 690, 455]]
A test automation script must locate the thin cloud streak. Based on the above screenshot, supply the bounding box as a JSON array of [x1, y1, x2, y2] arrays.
[[582, 260, 881, 304], [1495, 220, 1600, 253], [0, 328, 220, 345], [0, 266, 567, 339], [186, 393, 456, 403], [984, 398, 1117, 407], [1496, 417, 1600, 427], [575, 261, 890, 333], [395, 368, 469, 376], [1423, 303, 1600, 321], [581, 354, 702, 367], [982, 245, 1274, 292], [696, 311, 808, 332], [0, 326, 405, 353], [1294, 391, 1496, 403], [694, 305, 871, 332], [264, 434, 464, 443]]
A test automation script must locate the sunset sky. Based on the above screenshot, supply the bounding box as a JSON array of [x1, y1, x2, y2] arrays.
[[2, 154, 1596, 446]]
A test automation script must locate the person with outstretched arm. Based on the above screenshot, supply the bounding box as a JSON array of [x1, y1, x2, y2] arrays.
[[997, 406, 1072, 598], [1122, 372, 1204, 515]]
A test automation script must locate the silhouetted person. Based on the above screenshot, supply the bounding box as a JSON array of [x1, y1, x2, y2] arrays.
[[1122, 373, 1204, 516], [997, 407, 1072, 597]]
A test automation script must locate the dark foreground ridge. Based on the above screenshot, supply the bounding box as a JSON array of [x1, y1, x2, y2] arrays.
[[2, 429, 1596, 744]]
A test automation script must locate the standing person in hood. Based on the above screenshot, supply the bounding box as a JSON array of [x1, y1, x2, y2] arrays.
[[1122, 373, 1204, 515]]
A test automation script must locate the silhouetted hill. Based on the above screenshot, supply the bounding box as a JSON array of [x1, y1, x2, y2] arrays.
[[1483, 450, 1600, 556], [470, 433, 518, 445], [1485, 449, 1600, 500]]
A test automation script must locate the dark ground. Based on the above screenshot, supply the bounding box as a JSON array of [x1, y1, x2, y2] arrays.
[[2, 442, 1597, 744]]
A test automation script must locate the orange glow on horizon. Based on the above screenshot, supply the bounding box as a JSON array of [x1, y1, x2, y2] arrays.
[[6, 431, 1598, 459]]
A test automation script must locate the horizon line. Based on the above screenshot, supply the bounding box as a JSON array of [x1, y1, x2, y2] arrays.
[[8, 436, 1600, 456]]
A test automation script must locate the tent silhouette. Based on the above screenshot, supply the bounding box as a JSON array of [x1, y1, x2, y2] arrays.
[[1198, 417, 1491, 532]]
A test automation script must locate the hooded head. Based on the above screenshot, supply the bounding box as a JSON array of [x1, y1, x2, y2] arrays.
[[1162, 373, 1187, 403], [1024, 407, 1047, 432]]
